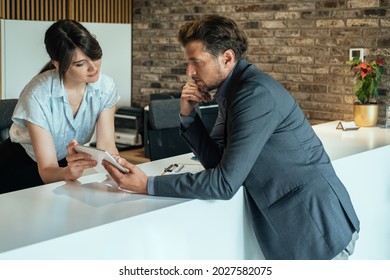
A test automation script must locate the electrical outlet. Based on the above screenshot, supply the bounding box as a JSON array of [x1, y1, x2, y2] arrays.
[[349, 48, 364, 61]]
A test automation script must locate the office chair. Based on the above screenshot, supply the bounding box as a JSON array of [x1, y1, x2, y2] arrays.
[[145, 97, 192, 160], [143, 93, 219, 160], [0, 99, 18, 143]]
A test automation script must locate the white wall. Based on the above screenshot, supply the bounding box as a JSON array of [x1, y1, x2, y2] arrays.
[[1, 19, 131, 107]]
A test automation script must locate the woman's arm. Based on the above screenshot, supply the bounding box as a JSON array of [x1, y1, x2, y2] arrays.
[[95, 106, 119, 155], [27, 121, 96, 183]]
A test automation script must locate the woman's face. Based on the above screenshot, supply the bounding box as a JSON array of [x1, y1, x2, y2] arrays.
[[64, 47, 102, 84]]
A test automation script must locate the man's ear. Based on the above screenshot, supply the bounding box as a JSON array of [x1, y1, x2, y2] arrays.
[[51, 60, 59, 70], [222, 49, 235, 67]]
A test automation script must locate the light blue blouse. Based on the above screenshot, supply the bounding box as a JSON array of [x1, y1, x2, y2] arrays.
[[10, 69, 119, 161]]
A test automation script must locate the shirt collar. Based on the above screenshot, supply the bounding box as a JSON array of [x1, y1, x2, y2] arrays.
[[214, 61, 237, 100], [50, 70, 66, 99], [50, 70, 99, 100]]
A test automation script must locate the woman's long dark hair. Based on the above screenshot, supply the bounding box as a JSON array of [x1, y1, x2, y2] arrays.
[[39, 19, 102, 79]]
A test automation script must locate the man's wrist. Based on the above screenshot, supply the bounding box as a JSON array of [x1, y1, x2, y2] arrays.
[[180, 109, 196, 118]]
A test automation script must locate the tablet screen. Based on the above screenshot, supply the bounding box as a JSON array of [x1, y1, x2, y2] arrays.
[[74, 145, 128, 174]]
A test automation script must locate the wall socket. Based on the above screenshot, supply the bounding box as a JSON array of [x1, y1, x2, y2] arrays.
[[349, 48, 364, 61]]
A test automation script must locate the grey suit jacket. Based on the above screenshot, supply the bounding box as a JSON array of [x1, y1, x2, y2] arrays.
[[154, 60, 360, 259]]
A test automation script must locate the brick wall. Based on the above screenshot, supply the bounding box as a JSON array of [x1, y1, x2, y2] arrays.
[[132, 0, 390, 125]]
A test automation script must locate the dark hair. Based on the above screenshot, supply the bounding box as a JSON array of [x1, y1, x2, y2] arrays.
[[39, 19, 102, 78], [178, 15, 248, 60]]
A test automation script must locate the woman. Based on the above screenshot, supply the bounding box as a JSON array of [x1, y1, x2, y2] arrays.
[[0, 19, 119, 193]]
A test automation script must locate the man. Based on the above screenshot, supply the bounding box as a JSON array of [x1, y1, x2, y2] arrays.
[[103, 15, 359, 260]]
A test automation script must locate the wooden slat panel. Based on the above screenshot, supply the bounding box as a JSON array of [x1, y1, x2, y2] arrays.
[[115, 0, 119, 23], [91, 0, 95, 22], [48, 0, 52, 20], [0, 1, 131, 23], [83, 0, 87, 22], [44, 0, 48, 20], [5, 0, 10, 18], [60, 0, 67, 19], [104, 0, 107, 22], [25, 0, 29, 20], [0, 1, 3, 19], [16, 0, 20, 19], [98, 0, 102, 23], [66, 0, 73, 19]]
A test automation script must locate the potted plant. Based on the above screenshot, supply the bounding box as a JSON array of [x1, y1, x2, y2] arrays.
[[346, 57, 384, 126]]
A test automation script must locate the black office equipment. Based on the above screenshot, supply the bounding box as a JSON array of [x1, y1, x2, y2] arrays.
[[0, 99, 18, 143], [114, 106, 144, 149]]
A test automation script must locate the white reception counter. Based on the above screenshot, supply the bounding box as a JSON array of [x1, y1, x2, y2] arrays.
[[0, 154, 262, 259], [312, 121, 390, 160], [0, 121, 389, 259], [313, 121, 390, 260]]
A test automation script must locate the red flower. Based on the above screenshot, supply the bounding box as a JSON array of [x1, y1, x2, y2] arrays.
[[376, 59, 384, 66], [347, 56, 385, 104], [355, 62, 372, 79]]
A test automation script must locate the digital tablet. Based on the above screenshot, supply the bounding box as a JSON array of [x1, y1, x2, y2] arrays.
[[74, 145, 128, 174]]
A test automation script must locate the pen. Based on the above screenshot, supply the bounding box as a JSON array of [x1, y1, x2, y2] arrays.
[[174, 164, 184, 173], [161, 164, 178, 175]]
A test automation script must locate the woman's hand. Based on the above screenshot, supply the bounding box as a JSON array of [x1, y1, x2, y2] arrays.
[[102, 156, 148, 194], [65, 140, 97, 180]]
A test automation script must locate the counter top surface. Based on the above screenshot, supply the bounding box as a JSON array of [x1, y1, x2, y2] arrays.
[[0, 155, 199, 255], [0, 121, 389, 259], [312, 121, 390, 160]]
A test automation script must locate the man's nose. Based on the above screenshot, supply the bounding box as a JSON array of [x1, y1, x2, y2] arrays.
[[186, 64, 196, 77]]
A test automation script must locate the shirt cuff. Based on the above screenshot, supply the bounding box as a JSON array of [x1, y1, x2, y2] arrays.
[[179, 112, 195, 129], [147, 176, 155, 195]]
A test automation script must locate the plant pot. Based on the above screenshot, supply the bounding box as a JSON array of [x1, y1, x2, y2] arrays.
[[353, 103, 379, 127]]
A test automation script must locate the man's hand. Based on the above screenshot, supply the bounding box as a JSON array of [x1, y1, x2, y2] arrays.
[[180, 81, 212, 116], [102, 156, 148, 194]]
